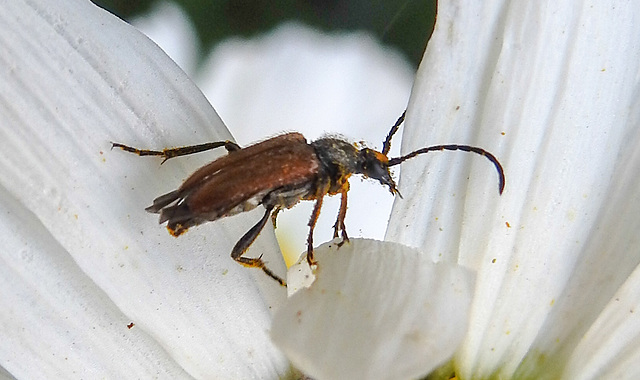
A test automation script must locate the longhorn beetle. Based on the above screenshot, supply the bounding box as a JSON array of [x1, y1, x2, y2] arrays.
[[113, 111, 505, 286]]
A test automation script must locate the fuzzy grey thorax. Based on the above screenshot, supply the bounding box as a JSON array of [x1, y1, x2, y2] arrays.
[[310, 138, 360, 183]]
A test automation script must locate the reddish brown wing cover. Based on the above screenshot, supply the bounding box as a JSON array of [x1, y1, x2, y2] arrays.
[[181, 133, 320, 217]]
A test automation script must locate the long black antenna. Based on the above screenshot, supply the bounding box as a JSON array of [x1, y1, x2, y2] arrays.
[[388, 145, 506, 195], [382, 110, 406, 156]]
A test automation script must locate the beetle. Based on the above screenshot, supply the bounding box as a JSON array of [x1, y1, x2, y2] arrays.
[[112, 111, 505, 286]]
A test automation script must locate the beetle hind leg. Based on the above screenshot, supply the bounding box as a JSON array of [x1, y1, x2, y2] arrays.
[[231, 205, 286, 286], [111, 140, 241, 163]]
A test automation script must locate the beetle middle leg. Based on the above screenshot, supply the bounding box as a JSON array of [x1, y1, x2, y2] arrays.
[[231, 205, 286, 286], [111, 140, 241, 163], [270, 206, 282, 229]]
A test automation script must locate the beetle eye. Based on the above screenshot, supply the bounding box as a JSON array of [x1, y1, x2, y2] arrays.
[[356, 149, 387, 181], [369, 161, 387, 179]]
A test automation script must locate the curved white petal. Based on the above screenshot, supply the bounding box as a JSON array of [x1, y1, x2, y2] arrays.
[[387, 0, 640, 378], [272, 239, 474, 380], [0, 0, 288, 377]]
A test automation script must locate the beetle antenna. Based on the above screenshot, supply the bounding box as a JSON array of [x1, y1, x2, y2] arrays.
[[388, 144, 505, 194], [382, 110, 406, 156]]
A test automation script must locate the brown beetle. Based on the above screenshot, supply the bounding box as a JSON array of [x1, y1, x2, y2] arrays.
[[113, 111, 505, 286]]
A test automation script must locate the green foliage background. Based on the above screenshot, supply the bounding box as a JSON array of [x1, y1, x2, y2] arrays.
[[92, 0, 437, 68]]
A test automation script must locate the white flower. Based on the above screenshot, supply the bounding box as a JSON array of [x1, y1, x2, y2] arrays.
[[0, 1, 287, 378], [271, 0, 640, 379], [3, 0, 639, 379], [0, 0, 412, 378]]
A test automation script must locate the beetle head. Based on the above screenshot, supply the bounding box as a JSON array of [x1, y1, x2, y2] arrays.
[[356, 148, 399, 196]]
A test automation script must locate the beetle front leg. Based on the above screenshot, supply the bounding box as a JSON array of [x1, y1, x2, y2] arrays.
[[231, 205, 286, 286], [333, 183, 350, 247]]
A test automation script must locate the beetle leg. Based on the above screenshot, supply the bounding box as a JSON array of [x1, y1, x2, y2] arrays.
[[333, 183, 350, 247], [306, 197, 322, 267], [270, 206, 282, 229], [231, 205, 286, 286], [111, 140, 241, 163], [306, 183, 330, 267]]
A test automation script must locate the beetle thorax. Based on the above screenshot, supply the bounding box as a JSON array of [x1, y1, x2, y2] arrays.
[[310, 138, 360, 184]]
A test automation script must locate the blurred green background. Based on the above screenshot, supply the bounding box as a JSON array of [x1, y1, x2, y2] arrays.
[[91, 0, 437, 68]]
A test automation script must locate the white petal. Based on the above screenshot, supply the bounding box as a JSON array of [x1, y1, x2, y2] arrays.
[[0, 0, 287, 377], [564, 263, 640, 378], [0, 187, 190, 378], [272, 239, 474, 380], [387, 0, 640, 377]]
